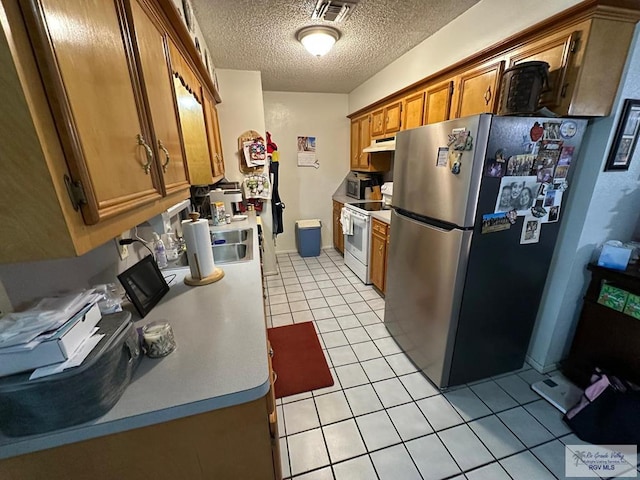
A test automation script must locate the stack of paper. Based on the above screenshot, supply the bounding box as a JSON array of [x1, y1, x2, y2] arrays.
[[0, 291, 104, 377]]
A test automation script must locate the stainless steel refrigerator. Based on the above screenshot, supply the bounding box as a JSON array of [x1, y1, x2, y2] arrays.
[[384, 114, 587, 388]]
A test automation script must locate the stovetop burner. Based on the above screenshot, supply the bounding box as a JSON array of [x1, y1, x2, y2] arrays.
[[347, 202, 391, 212]]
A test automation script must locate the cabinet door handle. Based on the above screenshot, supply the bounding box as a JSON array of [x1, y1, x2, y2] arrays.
[[137, 134, 153, 174], [158, 140, 170, 173], [484, 86, 492, 105], [272, 370, 278, 383]]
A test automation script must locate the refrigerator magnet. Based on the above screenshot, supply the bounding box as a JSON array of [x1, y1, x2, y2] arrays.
[[436, 147, 449, 167], [506, 154, 535, 176], [506, 209, 518, 225], [449, 150, 462, 174], [481, 212, 511, 234], [530, 200, 547, 218], [547, 205, 560, 223], [537, 182, 550, 198], [553, 180, 569, 192], [560, 120, 578, 138], [485, 159, 505, 177], [530, 122, 544, 142], [543, 122, 562, 141], [495, 176, 538, 215], [448, 129, 473, 151], [520, 216, 541, 244]]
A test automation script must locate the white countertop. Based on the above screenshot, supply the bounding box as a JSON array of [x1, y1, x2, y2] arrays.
[[371, 210, 391, 224], [0, 214, 270, 460]]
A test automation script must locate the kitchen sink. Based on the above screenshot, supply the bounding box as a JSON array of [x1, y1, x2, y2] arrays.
[[211, 229, 251, 245], [165, 227, 253, 269], [212, 243, 252, 263]]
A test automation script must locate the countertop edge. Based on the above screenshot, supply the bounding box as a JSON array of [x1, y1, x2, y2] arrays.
[[0, 379, 271, 460]]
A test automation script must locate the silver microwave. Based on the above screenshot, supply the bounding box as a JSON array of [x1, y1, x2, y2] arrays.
[[346, 172, 375, 199]]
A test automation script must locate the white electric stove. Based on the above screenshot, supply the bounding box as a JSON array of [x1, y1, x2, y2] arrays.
[[343, 201, 390, 284]]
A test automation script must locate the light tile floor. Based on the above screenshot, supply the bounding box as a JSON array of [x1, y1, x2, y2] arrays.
[[266, 250, 637, 480]]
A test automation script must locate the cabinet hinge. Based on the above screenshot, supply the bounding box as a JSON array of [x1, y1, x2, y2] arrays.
[[64, 174, 87, 211]]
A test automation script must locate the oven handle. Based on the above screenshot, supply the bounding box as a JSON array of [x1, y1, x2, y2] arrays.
[[345, 208, 369, 222]]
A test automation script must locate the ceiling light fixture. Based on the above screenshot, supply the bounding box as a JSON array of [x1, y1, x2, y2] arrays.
[[297, 26, 340, 57]]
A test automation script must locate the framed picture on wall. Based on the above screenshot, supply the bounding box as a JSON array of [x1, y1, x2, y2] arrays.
[[605, 98, 640, 171]]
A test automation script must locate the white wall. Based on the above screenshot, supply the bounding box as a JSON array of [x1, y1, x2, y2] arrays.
[[348, 0, 582, 114], [528, 26, 640, 371], [215, 69, 266, 184], [263, 92, 350, 252]]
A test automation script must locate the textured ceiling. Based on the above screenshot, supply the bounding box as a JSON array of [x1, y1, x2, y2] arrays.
[[190, 0, 481, 93]]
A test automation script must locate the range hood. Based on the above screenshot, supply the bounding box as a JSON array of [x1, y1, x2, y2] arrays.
[[363, 136, 395, 153]]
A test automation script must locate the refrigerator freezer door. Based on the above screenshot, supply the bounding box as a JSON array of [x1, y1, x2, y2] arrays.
[[384, 210, 472, 388], [393, 115, 491, 228]]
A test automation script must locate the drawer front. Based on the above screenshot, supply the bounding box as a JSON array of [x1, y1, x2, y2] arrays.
[[372, 218, 388, 236]]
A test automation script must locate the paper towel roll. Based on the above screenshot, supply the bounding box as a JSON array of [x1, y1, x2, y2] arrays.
[[181, 218, 215, 279]]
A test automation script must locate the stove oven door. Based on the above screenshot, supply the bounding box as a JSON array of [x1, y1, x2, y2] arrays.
[[344, 208, 370, 266]]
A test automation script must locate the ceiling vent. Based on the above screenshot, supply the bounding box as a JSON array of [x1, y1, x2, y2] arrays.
[[312, 0, 358, 23]]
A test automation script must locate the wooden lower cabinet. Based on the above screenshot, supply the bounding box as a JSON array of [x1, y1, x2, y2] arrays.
[[333, 200, 344, 254], [370, 218, 389, 294], [0, 390, 281, 479]]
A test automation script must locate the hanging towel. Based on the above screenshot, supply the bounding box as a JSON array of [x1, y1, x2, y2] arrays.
[[340, 207, 353, 235]]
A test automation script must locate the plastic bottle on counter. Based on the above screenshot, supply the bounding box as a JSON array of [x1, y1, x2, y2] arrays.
[[163, 228, 179, 261], [152, 232, 168, 269]]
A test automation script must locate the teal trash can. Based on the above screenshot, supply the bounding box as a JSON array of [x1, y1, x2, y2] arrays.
[[295, 219, 322, 257]]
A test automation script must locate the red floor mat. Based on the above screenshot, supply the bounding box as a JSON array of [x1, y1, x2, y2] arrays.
[[267, 322, 334, 399]]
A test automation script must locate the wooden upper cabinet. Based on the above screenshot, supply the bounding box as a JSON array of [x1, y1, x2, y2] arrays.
[[357, 114, 372, 170], [424, 80, 453, 125], [127, 0, 189, 196], [168, 40, 213, 185], [349, 114, 391, 172], [173, 77, 212, 185], [22, 0, 163, 224], [385, 101, 402, 134], [371, 101, 402, 138], [350, 119, 360, 169], [506, 17, 636, 117], [370, 108, 385, 138], [203, 91, 225, 181], [507, 28, 578, 111], [453, 60, 505, 118], [402, 91, 425, 131]]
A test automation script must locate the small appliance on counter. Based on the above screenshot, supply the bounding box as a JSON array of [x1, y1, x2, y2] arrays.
[[209, 188, 244, 217], [381, 182, 393, 206], [345, 172, 380, 200]]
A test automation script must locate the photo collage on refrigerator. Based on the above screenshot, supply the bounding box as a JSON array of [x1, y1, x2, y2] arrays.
[[481, 119, 578, 243]]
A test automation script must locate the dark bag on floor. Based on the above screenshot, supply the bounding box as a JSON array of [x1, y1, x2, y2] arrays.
[[564, 370, 640, 445], [0, 311, 141, 436]]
